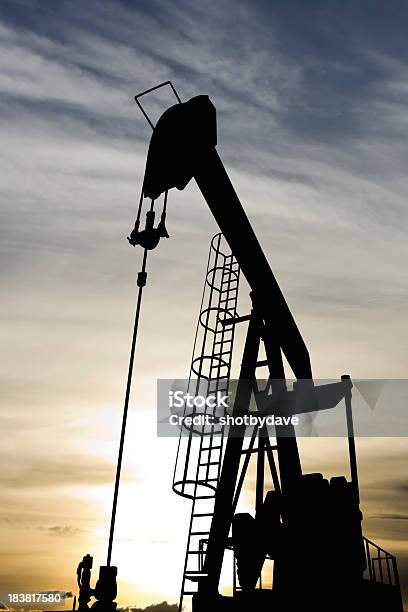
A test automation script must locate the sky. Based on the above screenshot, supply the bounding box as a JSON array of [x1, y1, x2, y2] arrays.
[[0, 0, 407, 609]]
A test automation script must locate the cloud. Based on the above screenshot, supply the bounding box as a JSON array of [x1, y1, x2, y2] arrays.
[[41, 525, 85, 537], [0, 454, 118, 489]]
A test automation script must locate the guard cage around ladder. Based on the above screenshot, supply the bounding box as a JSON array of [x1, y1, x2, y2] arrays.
[[172, 233, 240, 501], [172, 234, 241, 607]]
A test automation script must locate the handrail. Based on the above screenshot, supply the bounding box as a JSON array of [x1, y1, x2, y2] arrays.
[[363, 536, 400, 589]]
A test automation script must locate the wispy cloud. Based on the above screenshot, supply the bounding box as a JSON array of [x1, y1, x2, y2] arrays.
[[41, 525, 85, 537]]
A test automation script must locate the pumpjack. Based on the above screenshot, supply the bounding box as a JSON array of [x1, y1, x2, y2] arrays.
[[136, 85, 403, 612], [75, 83, 403, 612]]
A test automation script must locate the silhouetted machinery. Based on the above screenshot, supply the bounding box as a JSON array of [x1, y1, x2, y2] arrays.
[[75, 82, 403, 612], [133, 84, 403, 612]]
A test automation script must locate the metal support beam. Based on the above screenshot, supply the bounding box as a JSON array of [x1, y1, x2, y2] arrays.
[[342, 374, 360, 504]]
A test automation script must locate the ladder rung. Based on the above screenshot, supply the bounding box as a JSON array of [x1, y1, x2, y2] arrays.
[[211, 352, 231, 359], [182, 591, 198, 595], [210, 360, 224, 367], [185, 573, 208, 582], [187, 550, 205, 555], [190, 531, 210, 536], [202, 445, 222, 450], [199, 461, 219, 466], [207, 384, 229, 391], [193, 512, 214, 517]]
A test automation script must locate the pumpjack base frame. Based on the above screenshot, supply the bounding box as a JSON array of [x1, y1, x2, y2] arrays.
[[193, 578, 403, 612]]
